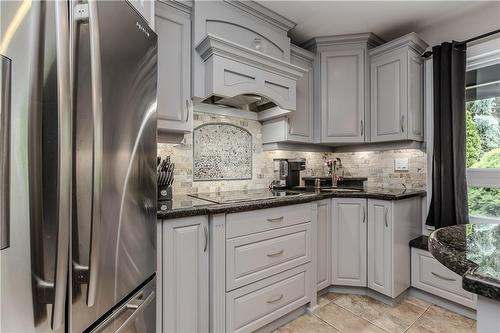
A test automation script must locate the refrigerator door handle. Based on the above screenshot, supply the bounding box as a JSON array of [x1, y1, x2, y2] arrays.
[[84, 0, 104, 308], [0, 55, 11, 251], [51, 1, 72, 329]]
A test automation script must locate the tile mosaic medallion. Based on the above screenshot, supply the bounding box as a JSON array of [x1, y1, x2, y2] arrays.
[[193, 123, 252, 181]]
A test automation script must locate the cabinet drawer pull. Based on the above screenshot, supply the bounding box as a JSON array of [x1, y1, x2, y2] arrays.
[[266, 216, 284, 222], [360, 119, 364, 136], [400, 115, 405, 133], [266, 294, 284, 304], [362, 206, 366, 223], [203, 225, 208, 253], [267, 249, 284, 257], [431, 272, 456, 281]]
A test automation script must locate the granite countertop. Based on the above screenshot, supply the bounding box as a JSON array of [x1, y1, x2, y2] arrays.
[[409, 235, 430, 251], [429, 224, 500, 301], [157, 187, 426, 220]]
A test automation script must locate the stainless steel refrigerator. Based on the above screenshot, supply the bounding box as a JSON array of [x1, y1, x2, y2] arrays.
[[0, 1, 158, 332]]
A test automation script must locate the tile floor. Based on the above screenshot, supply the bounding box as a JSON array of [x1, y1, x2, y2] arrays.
[[274, 293, 476, 333]]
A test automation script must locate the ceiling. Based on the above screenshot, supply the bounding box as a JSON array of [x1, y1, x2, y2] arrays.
[[256, 1, 496, 45]]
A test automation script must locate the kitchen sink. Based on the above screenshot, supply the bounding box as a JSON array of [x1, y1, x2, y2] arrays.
[[320, 188, 363, 192]]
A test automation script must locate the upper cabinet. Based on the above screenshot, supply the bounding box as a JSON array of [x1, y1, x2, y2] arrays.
[[369, 33, 428, 142], [262, 45, 314, 144], [304, 34, 384, 144], [155, 1, 193, 138]]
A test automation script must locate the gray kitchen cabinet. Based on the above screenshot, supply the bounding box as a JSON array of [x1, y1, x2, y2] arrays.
[[331, 198, 367, 287], [369, 33, 428, 142], [262, 45, 314, 144], [320, 48, 365, 143], [155, 1, 193, 136], [316, 199, 331, 291], [367, 198, 421, 298], [304, 34, 383, 144], [162, 216, 209, 333]]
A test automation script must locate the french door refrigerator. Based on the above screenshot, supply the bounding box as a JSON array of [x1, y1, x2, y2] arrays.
[[0, 1, 158, 332]]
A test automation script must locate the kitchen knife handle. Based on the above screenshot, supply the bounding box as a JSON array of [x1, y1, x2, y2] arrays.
[[0, 55, 11, 251], [85, 0, 104, 308], [51, 1, 72, 329]]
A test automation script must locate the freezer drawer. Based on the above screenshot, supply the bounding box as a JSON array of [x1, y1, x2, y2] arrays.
[[91, 276, 156, 333]]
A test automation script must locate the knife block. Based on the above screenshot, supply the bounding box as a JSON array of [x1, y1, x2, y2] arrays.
[[158, 185, 172, 201]]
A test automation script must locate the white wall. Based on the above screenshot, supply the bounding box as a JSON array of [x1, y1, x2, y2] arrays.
[[416, 2, 500, 47]]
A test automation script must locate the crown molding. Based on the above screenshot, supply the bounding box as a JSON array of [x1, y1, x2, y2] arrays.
[[302, 32, 385, 51], [223, 0, 297, 33], [291, 44, 314, 62], [369, 32, 429, 57]]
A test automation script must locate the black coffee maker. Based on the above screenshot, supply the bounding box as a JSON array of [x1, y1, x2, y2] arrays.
[[271, 158, 306, 189]]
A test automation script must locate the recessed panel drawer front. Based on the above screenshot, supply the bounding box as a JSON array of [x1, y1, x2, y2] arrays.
[[411, 248, 476, 308], [226, 265, 310, 333], [226, 223, 311, 291], [226, 203, 311, 239]]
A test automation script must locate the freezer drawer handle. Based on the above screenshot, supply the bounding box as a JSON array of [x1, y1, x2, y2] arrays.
[[116, 291, 156, 333], [0, 55, 11, 251]]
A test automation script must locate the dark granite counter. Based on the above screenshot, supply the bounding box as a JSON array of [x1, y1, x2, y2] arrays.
[[409, 235, 430, 251], [429, 224, 500, 301], [157, 187, 425, 220]]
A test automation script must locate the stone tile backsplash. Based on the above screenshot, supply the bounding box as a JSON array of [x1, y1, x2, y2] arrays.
[[158, 112, 427, 195]]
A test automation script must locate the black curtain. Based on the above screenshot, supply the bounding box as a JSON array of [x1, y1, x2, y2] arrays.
[[426, 42, 469, 228]]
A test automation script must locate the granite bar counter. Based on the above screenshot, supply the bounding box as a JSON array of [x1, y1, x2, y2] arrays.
[[429, 223, 500, 333], [157, 187, 426, 220]]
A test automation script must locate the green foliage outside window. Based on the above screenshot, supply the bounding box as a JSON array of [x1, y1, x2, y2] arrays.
[[465, 97, 500, 219]]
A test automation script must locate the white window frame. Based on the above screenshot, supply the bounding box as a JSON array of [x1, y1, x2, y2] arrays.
[[465, 37, 500, 223]]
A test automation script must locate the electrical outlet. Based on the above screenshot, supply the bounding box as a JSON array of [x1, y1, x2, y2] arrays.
[[394, 158, 409, 171]]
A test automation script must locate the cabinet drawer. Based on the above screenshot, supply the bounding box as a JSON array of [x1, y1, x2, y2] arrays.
[[226, 203, 311, 239], [226, 264, 310, 333], [411, 248, 476, 308], [226, 223, 311, 291]]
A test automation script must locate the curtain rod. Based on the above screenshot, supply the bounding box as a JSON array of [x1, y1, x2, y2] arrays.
[[421, 28, 500, 58]]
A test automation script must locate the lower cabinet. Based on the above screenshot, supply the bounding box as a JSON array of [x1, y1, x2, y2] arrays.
[[331, 198, 367, 287], [316, 200, 331, 291], [367, 198, 421, 298], [161, 216, 209, 333]]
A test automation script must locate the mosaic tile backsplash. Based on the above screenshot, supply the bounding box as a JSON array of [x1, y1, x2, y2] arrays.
[[158, 112, 427, 195], [193, 123, 252, 180]]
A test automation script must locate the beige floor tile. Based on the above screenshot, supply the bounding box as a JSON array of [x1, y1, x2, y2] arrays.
[[317, 302, 387, 333], [406, 305, 476, 333], [333, 294, 428, 333], [273, 314, 340, 333], [318, 292, 341, 307]]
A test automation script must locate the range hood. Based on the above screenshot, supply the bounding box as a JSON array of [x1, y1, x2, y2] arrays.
[[194, 34, 307, 120]]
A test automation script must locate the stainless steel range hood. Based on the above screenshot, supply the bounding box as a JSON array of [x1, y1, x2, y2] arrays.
[[194, 34, 307, 120]]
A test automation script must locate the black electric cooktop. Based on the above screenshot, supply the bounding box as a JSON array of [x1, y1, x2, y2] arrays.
[[188, 189, 302, 204]]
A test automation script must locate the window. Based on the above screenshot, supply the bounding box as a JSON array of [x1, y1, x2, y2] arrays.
[[466, 61, 500, 223]]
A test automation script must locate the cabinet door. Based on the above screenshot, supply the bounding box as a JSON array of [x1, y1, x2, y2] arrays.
[[156, 2, 192, 133], [288, 48, 314, 143], [163, 216, 209, 333], [317, 200, 331, 291], [370, 52, 407, 142], [321, 49, 365, 143], [407, 53, 424, 141], [331, 198, 367, 286], [367, 199, 393, 297]]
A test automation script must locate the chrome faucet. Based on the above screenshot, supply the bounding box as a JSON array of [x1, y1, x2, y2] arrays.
[[331, 157, 344, 187]]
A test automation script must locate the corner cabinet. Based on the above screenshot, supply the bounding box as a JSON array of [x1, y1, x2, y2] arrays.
[[262, 45, 314, 144], [155, 1, 193, 136], [161, 216, 209, 333], [331, 198, 367, 287], [369, 33, 428, 142], [320, 48, 366, 143], [367, 198, 421, 298]]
